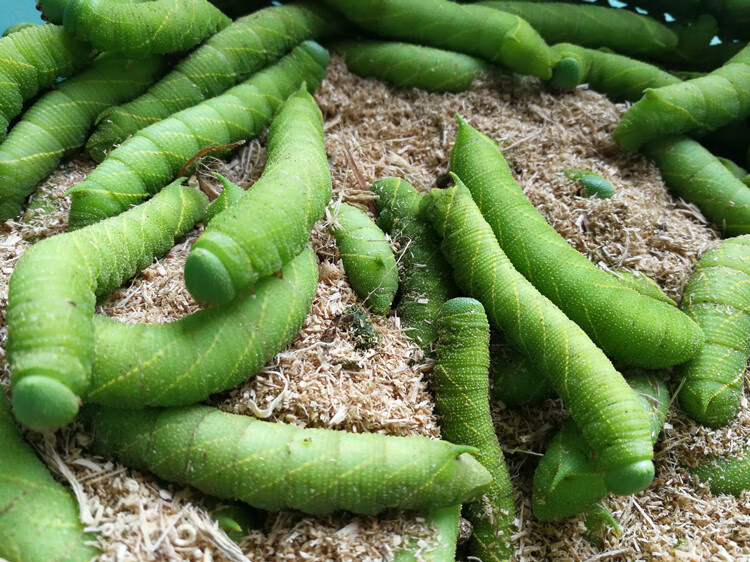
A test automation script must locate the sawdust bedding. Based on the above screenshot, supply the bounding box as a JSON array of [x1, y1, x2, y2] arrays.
[[0, 54, 748, 561]]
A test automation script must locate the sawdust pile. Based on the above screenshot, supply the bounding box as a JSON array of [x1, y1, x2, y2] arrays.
[[0, 54, 748, 561]]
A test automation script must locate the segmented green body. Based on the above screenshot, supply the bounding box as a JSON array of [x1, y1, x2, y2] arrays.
[[450, 117, 704, 368], [690, 444, 750, 496], [184, 86, 331, 307], [478, 1, 678, 57], [67, 41, 329, 230], [334, 40, 487, 93], [61, 0, 230, 57], [549, 42, 681, 100], [490, 342, 553, 408], [614, 45, 750, 151], [0, 395, 98, 561], [677, 236, 750, 427], [331, 203, 399, 315], [82, 404, 493, 515], [564, 168, 614, 198], [532, 372, 669, 521], [204, 173, 245, 223], [393, 506, 461, 562], [643, 136, 750, 236], [86, 2, 342, 162], [1, 23, 38, 37], [421, 179, 655, 496], [87, 247, 318, 407], [372, 177, 457, 353], [7, 182, 207, 431], [433, 298, 514, 560], [0, 23, 90, 143], [321, 0, 560, 79], [0, 53, 165, 221]]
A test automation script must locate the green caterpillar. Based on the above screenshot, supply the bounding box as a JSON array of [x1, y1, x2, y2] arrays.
[[321, 0, 560, 79], [490, 339, 554, 408], [719, 156, 749, 180], [393, 506, 461, 562], [0, 394, 98, 561], [86, 2, 343, 163], [0, 23, 90, 144], [333, 40, 487, 93], [614, 44, 750, 151], [532, 371, 669, 521], [7, 181, 207, 431], [432, 298, 515, 561], [82, 404, 493, 515], [86, 247, 317, 407], [0, 53, 165, 221], [643, 136, 750, 236], [67, 41, 329, 230], [478, 1, 678, 58], [372, 177, 457, 353], [2, 22, 38, 37], [59, 0, 230, 57], [331, 203, 399, 315], [184, 85, 331, 307], [549, 42, 681, 100], [421, 178, 655, 496], [563, 168, 615, 198], [690, 444, 750, 496], [676, 236, 750, 427], [451, 116, 704, 368]]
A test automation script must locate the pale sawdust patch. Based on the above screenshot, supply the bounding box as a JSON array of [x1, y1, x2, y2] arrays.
[[0, 54, 747, 561]]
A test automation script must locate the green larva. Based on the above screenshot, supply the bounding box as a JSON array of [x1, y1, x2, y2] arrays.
[[606, 269, 676, 307], [0, 394, 98, 561], [333, 40, 487, 93], [690, 444, 750, 496], [549, 42, 681, 100], [643, 136, 750, 236], [331, 203, 399, 315], [421, 178, 655, 496], [677, 236, 750, 427], [0, 53, 165, 221], [85, 2, 343, 163], [563, 168, 615, 199], [67, 41, 329, 230], [204, 173, 245, 224], [184, 85, 331, 307], [614, 44, 750, 151], [532, 371, 669, 521], [7, 181, 207, 431], [393, 506, 461, 562], [718, 156, 749, 181], [0, 23, 90, 143], [321, 0, 561, 79], [86, 247, 317, 407], [1, 22, 38, 37], [60, 0, 230, 57], [490, 340, 554, 408], [450, 116, 704, 368], [372, 177, 457, 353], [82, 404, 493, 515], [432, 297, 515, 561], [478, 1, 678, 58]]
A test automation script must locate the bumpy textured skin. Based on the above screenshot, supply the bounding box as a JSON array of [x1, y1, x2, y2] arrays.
[[607, 269, 676, 306], [478, 1, 677, 58], [564, 168, 614, 199], [2, 23, 39, 37], [372, 177, 457, 353], [422, 180, 655, 495], [451, 116, 703, 368], [321, 0, 560, 79], [67, 41, 329, 229], [393, 506, 461, 562], [0, 23, 90, 143], [691, 444, 750, 496], [61, 0, 230, 57], [432, 298, 515, 560], [334, 40, 487, 93], [0, 53, 165, 221], [7, 182, 207, 431], [204, 173, 245, 223], [331, 203, 399, 315], [532, 371, 669, 521], [677, 236, 750, 427], [643, 136, 750, 236], [614, 45, 750, 151], [82, 404, 493, 515], [86, 2, 343, 163], [184, 86, 332, 306], [0, 395, 98, 561], [549, 42, 681, 101], [87, 248, 318, 407]]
